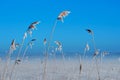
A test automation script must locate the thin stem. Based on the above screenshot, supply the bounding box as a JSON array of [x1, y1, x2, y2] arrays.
[[9, 62, 16, 80], [100, 53, 103, 65], [42, 51, 48, 80], [95, 58, 101, 80], [1, 50, 12, 80], [16, 38, 25, 60], [42, 20, 58, 80], [47, 20, 58, 52], [91, 34, 101, 80], [21, 45, 29, 62], [53, 51, 57, 73], [92, 34, 97, 51], [43, 45, 48, 80], [83, 49, 86, 60], [61, 50, 65, 66]]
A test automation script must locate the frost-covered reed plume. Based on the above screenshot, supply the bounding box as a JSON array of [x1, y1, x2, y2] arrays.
[[1, 39, 18, 80], [86, 29, 101, 80], [57, 11, 71, 23], [83, 42, 90, 59], [27, 21, 40, 36], [54, 41, 65, 60]]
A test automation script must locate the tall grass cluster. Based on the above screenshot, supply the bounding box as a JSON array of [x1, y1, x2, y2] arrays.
[[0, 11, 115, 80]]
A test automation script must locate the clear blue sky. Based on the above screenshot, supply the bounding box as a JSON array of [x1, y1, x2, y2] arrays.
[[0, 0, 120, 56]]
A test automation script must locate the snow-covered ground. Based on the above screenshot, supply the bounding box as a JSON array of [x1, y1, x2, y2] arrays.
[[0, 58, 120, 80]]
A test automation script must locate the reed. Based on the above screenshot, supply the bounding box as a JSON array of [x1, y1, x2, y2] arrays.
[[42, 11, 70, 80], [9, 21, 39, 80], [86, 29, 101, 80], [1, 39, 18, 80]]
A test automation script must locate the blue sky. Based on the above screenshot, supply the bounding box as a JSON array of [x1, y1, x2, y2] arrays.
[[0, 0, 120, 56]]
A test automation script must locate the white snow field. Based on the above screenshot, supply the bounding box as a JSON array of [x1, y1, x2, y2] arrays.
[[0, 58, 120, 80]]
